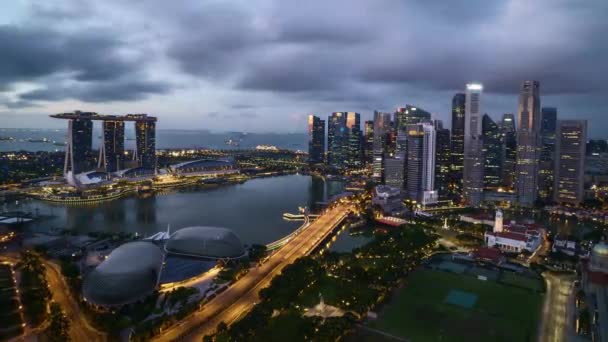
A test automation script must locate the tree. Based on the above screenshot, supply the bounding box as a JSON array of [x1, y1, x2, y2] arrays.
[[46, 303, 70, 342]]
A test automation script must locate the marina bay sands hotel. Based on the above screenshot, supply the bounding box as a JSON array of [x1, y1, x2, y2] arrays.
[[50, 111, 157, 181]]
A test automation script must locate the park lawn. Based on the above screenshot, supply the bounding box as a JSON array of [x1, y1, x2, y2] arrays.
[[500, 271, 543, 292], [370, 269, 543, 342]]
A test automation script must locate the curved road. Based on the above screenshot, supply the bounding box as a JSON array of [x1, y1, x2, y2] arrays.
[[0, 254, 105, 342], [43, 260, 106, 342], [153, 204, 352, 341]]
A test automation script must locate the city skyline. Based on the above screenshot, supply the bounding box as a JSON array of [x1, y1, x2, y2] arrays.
[[0, 1, 607, 137]]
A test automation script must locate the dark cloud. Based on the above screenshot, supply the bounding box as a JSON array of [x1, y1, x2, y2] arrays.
[[0, 24, 170, 105], [20, 80, 170, 103]]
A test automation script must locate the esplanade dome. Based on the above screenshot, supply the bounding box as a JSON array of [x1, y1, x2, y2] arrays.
[[165, 226, 246, 259], [590, 242, 608, 273], [83, 241, 163, 306]]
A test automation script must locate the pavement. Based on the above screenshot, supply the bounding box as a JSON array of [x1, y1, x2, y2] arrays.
[[152, 203, 352, 341], [538, 272, 578, 342]]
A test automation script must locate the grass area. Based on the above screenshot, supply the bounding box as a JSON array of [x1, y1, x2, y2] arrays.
[[499, 272, 543, 292], [370, 269, 543, 342]]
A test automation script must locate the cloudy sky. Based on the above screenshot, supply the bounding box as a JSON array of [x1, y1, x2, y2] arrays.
[[0, 0, 606, 136]]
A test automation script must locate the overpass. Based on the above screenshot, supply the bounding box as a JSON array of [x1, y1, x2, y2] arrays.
[[152, 203, 352, 341]]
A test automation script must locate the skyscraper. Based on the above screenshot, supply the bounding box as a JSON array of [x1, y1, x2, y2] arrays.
[[64, 111, 94, 176], [307, 115, 325, 164], [99, 120, 125, 172], [463, 83, 484, 206], [364, 120, 374, 166], [450, 93, 466, 198], [384, 156, 405, 189], [500, 114, 516, 190], [327, 112, 350, 169], [434, 120, 451, 200], [482, 114, 502, 191], [406, 123, 437, 205], [345, 112, 362, 168], [538, 107, 557, 201], [372, 111, 392, 179], [554, 120, 587, 205], [515, 80, 541, 206], [395, 105, 432, 131], [134, 116, 157, 170]]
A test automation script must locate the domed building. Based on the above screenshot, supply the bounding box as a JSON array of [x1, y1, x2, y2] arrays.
[[165, 226, 246, 259], [83, 241, 164, 306], [589, 242, 608, 274]]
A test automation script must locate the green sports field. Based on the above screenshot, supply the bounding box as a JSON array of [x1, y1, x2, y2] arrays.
[[369, 269, 543, 342]]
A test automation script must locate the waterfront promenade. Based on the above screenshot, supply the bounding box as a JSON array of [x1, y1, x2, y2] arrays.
[[153, 203, 352, 341]]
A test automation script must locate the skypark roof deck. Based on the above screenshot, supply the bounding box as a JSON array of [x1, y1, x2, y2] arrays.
[[50, 112, 157, 122]]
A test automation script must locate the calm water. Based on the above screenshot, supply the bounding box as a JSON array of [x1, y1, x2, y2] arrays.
[[6, 175, 353, 246], [0, 128, 307, 152]]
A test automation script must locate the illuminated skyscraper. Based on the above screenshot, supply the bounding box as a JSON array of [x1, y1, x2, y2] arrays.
[[395, 105, 431, 131], [482, 114, 501, 191], [372, 111, 392, 179], [554, 120, 586, 205], [64, 111, 94, 176], [307, 115, 325, 164], [515, 80, 541, 206], [463, 83, 484, 206], [434, 120, 451, 200], [99, 120, 125, 172], [538, 107, 557, 201], [327, 112, 348, 168], [450, 93, 466, 198], [364, 120, 374, 165], [345, 112, 362, 168], [500, 114, 516, 190], [134, 116, 157, 171], [406, 123, 437, 205]]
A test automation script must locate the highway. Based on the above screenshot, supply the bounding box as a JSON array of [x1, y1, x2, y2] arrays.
[[0, 254, 105, 341], [43, 260, 106, 342], [538, 272, 575, 342], [153, 203, 352, 341]]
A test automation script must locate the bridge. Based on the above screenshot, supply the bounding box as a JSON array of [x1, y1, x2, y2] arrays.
[[152, 203, 352, 341]]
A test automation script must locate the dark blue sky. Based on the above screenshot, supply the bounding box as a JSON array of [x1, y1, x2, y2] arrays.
[[0, 1, 606, 137]]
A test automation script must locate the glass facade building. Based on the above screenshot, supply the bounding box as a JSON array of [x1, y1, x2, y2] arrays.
[[307, 115, 325, 164], [482, 114, 502, 190], [136, 119, 157, 170], [515, 80, 541, 206], [100, 121, 125, 172], [554, 120, 587, 205]]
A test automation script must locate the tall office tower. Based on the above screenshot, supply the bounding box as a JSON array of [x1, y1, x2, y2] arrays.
[[384, 130, 408, 189], [64, 111, 94, 176], [463, 83, 484, 206], [515, 80, 541, 206], [327, 112, 348, 168], [307, 115, 325, 164], [99, 120, 125, 172], [135, 116, 157, 170], [345, 112, 362, 168], [364, 120, 374, 165], [554, 120, 587, 205], [434, 120, 451, 200], [384, 156, 406, 189], [538, 107, 557, 201], [482, 114, 502, 191], [372, 111, 392, 179], [395, 105, 432, 131], [406, 123, 437, 205], [450, 93, 466, 198], [500, 114, 517, 189]]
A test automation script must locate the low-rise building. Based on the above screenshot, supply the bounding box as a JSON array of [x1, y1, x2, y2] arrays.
[[484, 210, 543, 253], [372, 185, 403, 215]]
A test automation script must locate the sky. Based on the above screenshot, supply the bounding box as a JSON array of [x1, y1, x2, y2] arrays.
[[0, 0, 607, 137]]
